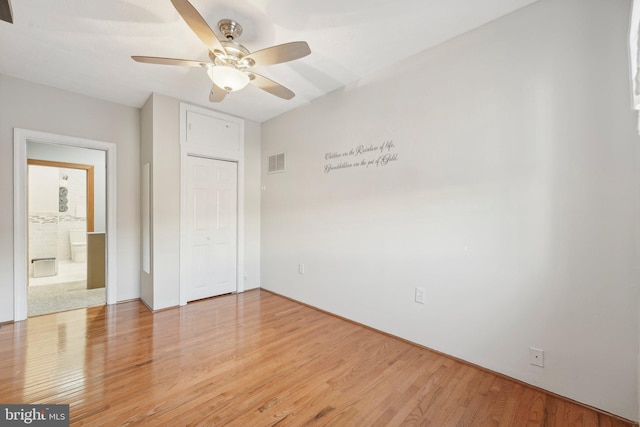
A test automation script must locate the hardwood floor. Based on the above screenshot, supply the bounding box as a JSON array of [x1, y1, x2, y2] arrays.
[[0, 289, 634, 426]]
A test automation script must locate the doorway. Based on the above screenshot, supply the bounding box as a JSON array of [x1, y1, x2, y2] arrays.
[[27, 159, 105, 316], [13, 128, 118, 322]]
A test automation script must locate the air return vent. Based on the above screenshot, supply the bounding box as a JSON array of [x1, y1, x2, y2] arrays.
[[268, 152, 286, 174]]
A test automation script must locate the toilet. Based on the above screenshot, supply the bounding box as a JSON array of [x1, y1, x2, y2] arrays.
[[69, 230, 87, 263]]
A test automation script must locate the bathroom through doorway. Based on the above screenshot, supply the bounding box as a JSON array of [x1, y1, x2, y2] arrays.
[[27, 152, 106, 316]]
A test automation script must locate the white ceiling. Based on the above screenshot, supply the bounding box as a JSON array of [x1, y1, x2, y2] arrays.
[[0, 0, 540, 123]]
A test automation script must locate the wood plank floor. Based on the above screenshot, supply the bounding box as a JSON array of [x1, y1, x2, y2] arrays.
[[0, 289, 634, 426]]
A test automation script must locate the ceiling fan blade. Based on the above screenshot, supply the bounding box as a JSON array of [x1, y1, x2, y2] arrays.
[[170, 0, 225, 54], [0, 0, 13, 23], [132, 56, 208, 67], [209, 83, 227, 102], [248, 72, 295, 100], [245, 41, 310, 67]]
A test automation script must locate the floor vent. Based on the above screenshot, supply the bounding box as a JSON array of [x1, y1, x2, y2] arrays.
[[268, 152, 286, 173]]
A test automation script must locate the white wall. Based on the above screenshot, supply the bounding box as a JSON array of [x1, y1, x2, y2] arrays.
[[261, 0, 639, 420], [140, 96, 154, 307], [28, 166, 59, 213], [140, 93, 262, 310], [150, 93, 181, 310], [0, 74, 141, 320], [244, 120, 262, 290]]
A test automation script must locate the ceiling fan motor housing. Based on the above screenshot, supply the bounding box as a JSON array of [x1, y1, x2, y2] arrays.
[[208, 41, 254, 68], [218, 19, 242, 41]]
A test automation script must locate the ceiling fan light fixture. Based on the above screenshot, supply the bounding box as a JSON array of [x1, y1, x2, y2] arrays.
[[207, 66, 249, 93], [132, 1, 310, 102]]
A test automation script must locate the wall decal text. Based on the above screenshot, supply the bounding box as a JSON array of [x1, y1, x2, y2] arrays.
[[324, 140, 398, 174]]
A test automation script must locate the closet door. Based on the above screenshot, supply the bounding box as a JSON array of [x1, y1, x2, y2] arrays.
[[185, 156, 237, 301]]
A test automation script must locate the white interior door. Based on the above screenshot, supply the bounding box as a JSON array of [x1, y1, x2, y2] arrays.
[[186, 156, 237, 301]]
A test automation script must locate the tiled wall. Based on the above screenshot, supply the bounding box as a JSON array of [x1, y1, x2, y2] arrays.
[[29, 213, 86, 261], [28, 167, 87, 275]]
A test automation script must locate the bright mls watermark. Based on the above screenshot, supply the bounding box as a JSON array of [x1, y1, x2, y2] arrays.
[[0, 404, 69, 426]]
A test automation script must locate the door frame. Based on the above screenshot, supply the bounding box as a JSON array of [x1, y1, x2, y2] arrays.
[[14, 128, 117, 321], [179, 103, 245, 306], [27, 159, 96, 232]]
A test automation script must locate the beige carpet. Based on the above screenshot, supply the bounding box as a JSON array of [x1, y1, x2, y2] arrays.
[[28, 281, 105, 317]]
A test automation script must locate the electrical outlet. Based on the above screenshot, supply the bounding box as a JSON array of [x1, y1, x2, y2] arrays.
[[529, 347, 544, 367], [298, 263, 305, 275], [415, 287, 425, 304]]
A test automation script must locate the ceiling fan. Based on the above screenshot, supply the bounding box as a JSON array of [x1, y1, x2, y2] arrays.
[[0, 0, 12, 24], [132, 0, 311, 102]]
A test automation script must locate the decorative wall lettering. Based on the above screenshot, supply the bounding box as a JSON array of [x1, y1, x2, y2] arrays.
[[324, 140, 399, 174]]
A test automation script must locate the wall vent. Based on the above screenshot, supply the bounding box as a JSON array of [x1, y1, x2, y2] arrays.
[[268, 152, 286, 173]]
